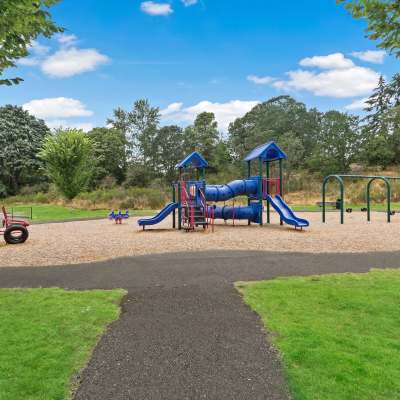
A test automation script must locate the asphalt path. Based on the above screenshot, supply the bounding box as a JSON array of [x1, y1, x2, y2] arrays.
[[1, 250, 399, 400]]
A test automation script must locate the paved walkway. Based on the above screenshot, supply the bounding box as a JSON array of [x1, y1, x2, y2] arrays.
[[1, 250, 399, 400]]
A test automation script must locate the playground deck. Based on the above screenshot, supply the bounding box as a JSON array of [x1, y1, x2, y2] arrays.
[[0, 211, 400, 267]]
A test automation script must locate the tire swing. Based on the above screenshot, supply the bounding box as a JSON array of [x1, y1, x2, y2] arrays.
[[4, 225, 29, 245]]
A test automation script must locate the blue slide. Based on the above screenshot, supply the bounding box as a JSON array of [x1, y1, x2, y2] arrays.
[[138, 202, 178, 227], [267, 195, 309, 228]]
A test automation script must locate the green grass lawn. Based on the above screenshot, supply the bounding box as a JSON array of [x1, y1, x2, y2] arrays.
[[0, 288, 126, 400], [238, 269, 400, 400], [5, 202, 398, 223], [7, 204, 156, 223]]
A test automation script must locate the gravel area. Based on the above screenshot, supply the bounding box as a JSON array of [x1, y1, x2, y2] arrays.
[[1, 211, 399, 267]]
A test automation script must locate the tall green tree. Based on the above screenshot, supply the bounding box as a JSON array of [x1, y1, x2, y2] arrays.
[[87, 127, 128, 185], [277, 132, 306, 181], [308, 111, 360, 175], [228, 96, 321, 164], [184, 112, 220, 163], [212, 140, 232, 174], [0, 105, 50, 196], [338, 0, 400, 57], [386, 73, 400, 162], [361, 73, 400, 165], [0, 0, 63, 85], [154, 125, 185, 182], [40, 129, 93, 199], [107, 99, 160, 166], [360, 127, 395, 167], [365, 75, 391, 133], [362, 75, 393, 165]]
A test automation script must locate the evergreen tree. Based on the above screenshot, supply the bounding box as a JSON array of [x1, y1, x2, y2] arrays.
[[361, 74, 400, 165], [364, 75, 391, 133], [387, 73, 400, 162], [362, 76, 394, 165]]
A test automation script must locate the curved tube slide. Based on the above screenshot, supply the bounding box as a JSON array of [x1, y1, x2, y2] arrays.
[[267, 195, 309, 228], [205, 179, 258, 202], [138, 202, 178, 227], [208, 203, 261, 224]]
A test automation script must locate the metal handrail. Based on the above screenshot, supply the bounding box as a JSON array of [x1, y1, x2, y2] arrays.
[[367, 177, 391, 223], [322, 175, 345, 224]]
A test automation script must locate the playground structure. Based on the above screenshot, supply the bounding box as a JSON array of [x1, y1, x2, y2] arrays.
[[109, 210, 130, 224], [138, 142, 309, 231], [0, 206, 30, 244], [322, 174, 400, 224]]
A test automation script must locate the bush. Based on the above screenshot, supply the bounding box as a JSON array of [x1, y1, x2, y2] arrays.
[[73, 187, 168, 210], [18, 183, 50, 196], [40, 129, 93, 199]]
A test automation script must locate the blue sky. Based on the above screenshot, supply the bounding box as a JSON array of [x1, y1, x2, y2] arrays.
[[1, 0, 399, 132]]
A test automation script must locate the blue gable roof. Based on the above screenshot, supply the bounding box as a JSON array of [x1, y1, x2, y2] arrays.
[[244, 141, 287, 162], [176, 151, 209, 168]]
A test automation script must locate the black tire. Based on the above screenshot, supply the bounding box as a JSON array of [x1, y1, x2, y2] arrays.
[[4, 225, 29, 245]]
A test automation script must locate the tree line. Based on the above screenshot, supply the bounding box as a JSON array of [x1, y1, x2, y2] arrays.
[[1, 73, 400, 199], [1, 0, 399, 199]]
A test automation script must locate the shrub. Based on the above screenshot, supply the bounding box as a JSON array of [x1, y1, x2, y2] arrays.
[[73, 187, 168, 210], [39, 129, 93, 199]]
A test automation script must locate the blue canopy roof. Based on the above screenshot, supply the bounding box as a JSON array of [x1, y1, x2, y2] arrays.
[[244, 141, 287, 162], [176, 151, 209, 168]]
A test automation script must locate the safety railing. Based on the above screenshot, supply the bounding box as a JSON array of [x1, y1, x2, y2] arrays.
[[199, 188, 215, 232]]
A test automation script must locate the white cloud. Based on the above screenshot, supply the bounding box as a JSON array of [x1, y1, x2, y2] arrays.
[[29, 40, 51, 56], [345, 97, 369, 111], [247, 75, 275, 85], [140, 2, 173, 16], [41, 47, 109, 78], [351, 50, 386, 64], [160, 102, 184, 115], [18, 57, 41, 67], [256, 52, 380, 98], [46, 120, 94, 132], [161, 100, 259, 132], [23, 97, 93, 119], [299, 53, 355, 70], [18, 40, 50, 66], [57, 33, 78, 47], [17, 34, 109, 78], [182, 0, 198, 6], [23, 98, 94, 132], [273, 65, 380, 98], [71, 122, 94, 132]]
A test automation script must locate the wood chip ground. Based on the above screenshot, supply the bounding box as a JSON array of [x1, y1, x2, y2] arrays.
[[1, 211, 398, 267]]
